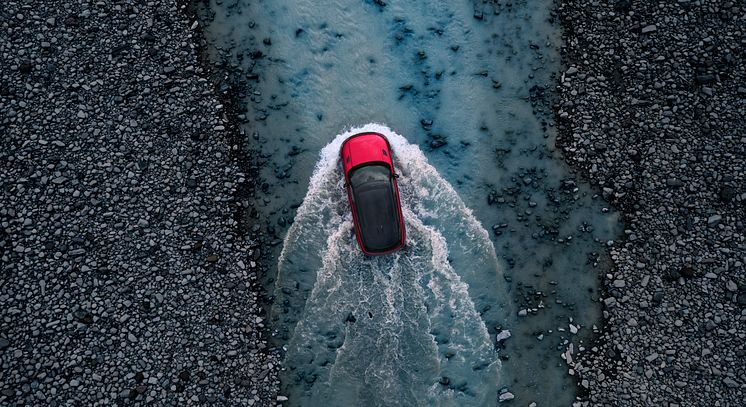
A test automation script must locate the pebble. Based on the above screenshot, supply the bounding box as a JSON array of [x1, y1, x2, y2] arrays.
[[558, 0, 746, 405], [498, 392, 515, 402], [645, 353, 659, 362], [723, 378, 739, 388], [726, 280, 738, 292], [0, 1, 280, 405]]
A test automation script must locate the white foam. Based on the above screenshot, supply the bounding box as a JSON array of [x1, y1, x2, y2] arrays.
[[274, 123, 506, 406]]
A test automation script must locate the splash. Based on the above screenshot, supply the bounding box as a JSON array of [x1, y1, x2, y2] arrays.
[[271, 124, 508, 406]]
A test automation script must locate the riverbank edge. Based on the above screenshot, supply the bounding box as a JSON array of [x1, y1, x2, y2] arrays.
[[176, 0, 285, 400], [1, 0, 282, 404], [555, 0, 745, 406]]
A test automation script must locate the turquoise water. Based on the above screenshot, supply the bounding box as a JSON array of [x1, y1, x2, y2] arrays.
[[196, 0, 621, 405], [275, 125, 507, 406]]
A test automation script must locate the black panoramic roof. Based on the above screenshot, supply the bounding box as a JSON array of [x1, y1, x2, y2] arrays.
[[349, 164, 402, 253]]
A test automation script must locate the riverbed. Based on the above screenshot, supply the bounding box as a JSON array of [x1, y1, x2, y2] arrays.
[[195, 0, 621, 404]]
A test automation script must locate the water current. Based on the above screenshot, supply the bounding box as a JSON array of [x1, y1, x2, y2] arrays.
[[195, 0, 622, 405], [275, 125, 507, 406]]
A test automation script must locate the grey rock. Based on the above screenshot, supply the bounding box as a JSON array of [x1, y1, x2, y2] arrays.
[[666, 178, 683, 187], [498, 392, 515, 402], [496, 330, 511, 343], [723, 378, 739, 388], [726, 280, 738, 292], [737, 291, 746, 306]]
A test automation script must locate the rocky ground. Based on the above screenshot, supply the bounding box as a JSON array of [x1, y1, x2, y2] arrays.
[[0, 0, 281, 405], [556, 0, 745, 405]]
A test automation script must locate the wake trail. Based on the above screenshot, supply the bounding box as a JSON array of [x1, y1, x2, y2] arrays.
[[273, 123, 509, 406]]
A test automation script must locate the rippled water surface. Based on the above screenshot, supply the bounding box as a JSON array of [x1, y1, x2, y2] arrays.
[[275, 125, 507, 406], [197, 0, 621, 405]]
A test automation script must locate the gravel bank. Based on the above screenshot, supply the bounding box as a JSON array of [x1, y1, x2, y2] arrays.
[[0, 1, 280, 405], [557, 0, 745, 405]]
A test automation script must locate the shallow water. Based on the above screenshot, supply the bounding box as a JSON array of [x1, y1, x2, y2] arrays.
[[275, 125, 507, 406], [197, 0, 621, 405]]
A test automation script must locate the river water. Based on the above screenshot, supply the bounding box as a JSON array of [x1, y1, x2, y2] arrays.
[[195, 0, 621, 405]]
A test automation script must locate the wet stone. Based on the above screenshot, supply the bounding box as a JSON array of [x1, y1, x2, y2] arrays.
[[499, 391, 515, 402]]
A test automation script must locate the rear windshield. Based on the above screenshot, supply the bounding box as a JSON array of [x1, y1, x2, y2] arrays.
[[350, 164, 391, 189], [349, 164, 402, 252]]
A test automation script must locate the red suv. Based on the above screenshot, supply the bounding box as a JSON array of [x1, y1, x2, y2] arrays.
[[340, 132, 406, 255]]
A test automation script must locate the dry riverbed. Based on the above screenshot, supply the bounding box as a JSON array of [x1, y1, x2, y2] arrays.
[[2, 0, 744, 406], [557, 0, 746, 405], [1, 1, 280, 405]]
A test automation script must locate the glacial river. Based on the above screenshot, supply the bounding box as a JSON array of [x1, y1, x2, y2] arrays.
[[196, 0, 620, 405]]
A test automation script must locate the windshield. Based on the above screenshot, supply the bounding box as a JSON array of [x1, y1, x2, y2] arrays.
[[348, 164, 402, 252]]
